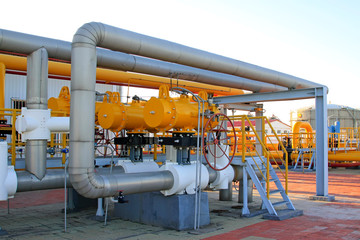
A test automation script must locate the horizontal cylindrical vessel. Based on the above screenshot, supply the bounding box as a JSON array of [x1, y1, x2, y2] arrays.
[[98, 100, 147, 133]]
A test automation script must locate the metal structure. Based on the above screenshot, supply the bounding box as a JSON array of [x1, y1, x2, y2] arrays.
[[0, 22, 331, 231]]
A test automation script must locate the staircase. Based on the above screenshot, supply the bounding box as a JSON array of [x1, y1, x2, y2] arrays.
[[228, 115, 302, 219], [244, 156, 295, 216]]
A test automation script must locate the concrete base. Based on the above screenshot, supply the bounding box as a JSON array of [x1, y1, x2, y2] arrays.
[[114, 192, 210, 230], [70, 188, 97, 210], [309, 195, 335, 202], [263, 209, 303, 221], [219, 182, 233, 201], [0, 229, 8, 236]]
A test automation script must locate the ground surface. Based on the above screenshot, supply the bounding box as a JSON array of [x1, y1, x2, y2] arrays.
[[0, 168, 359, 240]]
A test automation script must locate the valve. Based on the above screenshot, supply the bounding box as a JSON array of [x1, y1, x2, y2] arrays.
[[117, 191, 128, 204], [61, 148, 69, 154], [47, 147, 56, 156]]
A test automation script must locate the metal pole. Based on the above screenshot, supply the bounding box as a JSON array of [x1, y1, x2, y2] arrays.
[[315, 87, 330, 198], [64, 157, 67, 232]]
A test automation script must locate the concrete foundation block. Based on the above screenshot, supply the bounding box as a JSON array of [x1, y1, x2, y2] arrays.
[[114, 191, 210, 230], [309, 195, 335, 202]]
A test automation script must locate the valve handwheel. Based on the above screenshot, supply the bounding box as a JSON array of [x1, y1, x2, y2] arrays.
[[202, 113, 236, 171]]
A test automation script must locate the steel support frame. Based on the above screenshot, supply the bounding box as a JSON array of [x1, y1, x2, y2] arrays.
[[314, 87, 328, 196], [214, 87, 330, 198]]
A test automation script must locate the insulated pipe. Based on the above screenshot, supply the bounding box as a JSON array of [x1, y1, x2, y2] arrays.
[[17, 169, 72, 192], [16, 164, 241, 194], [0, 28, 286, 93], [80, 23, 322, 90], [0, 53, 245, 96], [16, 166, 161, 192], [25, 48, 48, 180]]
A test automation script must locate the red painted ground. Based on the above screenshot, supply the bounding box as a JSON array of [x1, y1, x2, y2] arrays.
[[205, 215, 360, 240], [205, 170, 360, 240], [0, 189, 64, 209]]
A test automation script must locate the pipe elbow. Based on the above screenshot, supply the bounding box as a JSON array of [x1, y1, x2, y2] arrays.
[[73, 22, 105, 46], [69, 168, 117, 199]]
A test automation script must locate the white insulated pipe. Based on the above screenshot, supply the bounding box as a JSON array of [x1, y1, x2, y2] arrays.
[[0, 142, 17, 200], [46, 117, 70, 132]]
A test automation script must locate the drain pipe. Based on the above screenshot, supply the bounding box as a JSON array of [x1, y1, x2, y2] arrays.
[[25, 48, 48, 180]]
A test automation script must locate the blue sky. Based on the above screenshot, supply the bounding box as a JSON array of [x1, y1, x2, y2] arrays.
[[1, 0, 359, 123]]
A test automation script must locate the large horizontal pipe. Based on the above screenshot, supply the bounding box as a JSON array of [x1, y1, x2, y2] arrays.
[[17, 165, 250, 193], [17, 169, 71, 192], [16, 166, 180, 194], [89, 23, 323, 90], [0, 28, 286, 93], [0, 53, 245, 96], [17, 167, 126, 192]]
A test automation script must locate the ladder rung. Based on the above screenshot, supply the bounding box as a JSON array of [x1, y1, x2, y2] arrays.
[[272, 201, 288, 206], [269, 190, 282, 195], [261, 178, 278, 184]]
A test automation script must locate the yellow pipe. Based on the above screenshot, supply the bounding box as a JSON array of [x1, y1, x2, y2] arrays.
[[292, 121, 314, 148], [0, 53, 244, 96], [0, 62, 5, 120]]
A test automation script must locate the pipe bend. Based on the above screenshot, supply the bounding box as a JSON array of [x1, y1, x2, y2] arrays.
[[70, 168, 174, 199], [73, 22, 105, 46]]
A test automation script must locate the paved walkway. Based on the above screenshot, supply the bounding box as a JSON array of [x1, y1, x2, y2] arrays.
[[0, 168, 359, 240]]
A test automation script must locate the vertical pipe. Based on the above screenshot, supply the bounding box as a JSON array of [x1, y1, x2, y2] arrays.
[[0, 62, 5, 120], [241, 166, 250, 216], [219, 182, 233, 201], [25, 48, 48, 180], [11, 110, 16, 166]]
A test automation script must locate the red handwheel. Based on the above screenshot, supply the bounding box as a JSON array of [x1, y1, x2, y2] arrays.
[[202, 113, 236, 171]]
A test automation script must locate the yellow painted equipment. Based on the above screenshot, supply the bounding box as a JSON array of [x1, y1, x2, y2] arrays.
[[98, 85, 218, 133], [48, 86, 71, 115], [143, 85, 218, 133], [98, 93, 147, 133], [292, 121, 314, 148]]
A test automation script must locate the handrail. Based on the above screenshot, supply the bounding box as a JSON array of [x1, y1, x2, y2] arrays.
[[228, 115, 289, 195], [264, 116, 288, 194]]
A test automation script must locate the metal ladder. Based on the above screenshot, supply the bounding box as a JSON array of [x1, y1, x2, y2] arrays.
[[245, 156, 295, 216], [293, 148, 316, 170]]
